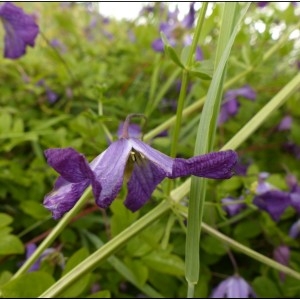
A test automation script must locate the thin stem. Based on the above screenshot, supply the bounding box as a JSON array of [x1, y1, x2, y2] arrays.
[[12, 187, 92, 279]]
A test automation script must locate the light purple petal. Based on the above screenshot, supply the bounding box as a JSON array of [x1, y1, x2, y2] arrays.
[[253, 190, 291, 221], [124, 157, 166, 211], [130, 138, 174, 176], [235, 84, 257, 100], [278, 115, 292, 131], [0, 2, 39, 59], [152, 38, 164, 52], [44, 177, 89, 219], [289, 219, 300, 238], [45, 148, 93, 183], [171, 150, 238, 179], [91, 139, 132, 208], [182, 2, 195, 28], [25, 243, 40, 272], [222, 197, 246, 216], [211, 278, 230, 298], [117, 122, 141, 139]]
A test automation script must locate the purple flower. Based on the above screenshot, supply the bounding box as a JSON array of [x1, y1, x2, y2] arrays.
[[273, 245, 290, 281], [117, 122, 141, 139], [289, 219, 300, 238], [282, 141, 300, 160], [211, 275, 256, 298], [24, 243, 64, 272], [277, 115, 292, 131], [0, 2, 39, 59], [257, 2, 269, 8], [182, 2, 196, 29], [221, 196, 246, 217], [218, 85, 256, 125], [44, 114, 238, 219], [286, 174, 300, 213]]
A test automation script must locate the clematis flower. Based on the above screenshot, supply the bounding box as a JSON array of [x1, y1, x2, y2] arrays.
[[44, 114, 238, 219], [211, 275, 256, 298], [0, 2, 39, 59], [277, 115, 292, 131]]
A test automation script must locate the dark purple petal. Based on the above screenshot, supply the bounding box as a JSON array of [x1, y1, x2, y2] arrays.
[[235, 84, 257, 100], [25, 243, 41, 272], [45, 148, 93, 183], [91, 139, 132, 208], [171, 150, 238, 179], [253, 190, 291, 221], [257, 2, 269, 8], [43, 177, 89, 219], [124, 157, 166, 212], [0, 2, 39, 59], [195, 46, 203, 61]]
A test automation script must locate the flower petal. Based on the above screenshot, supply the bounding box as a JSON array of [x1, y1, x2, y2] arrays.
[[171, 150, 238, 179], [0, 2, 39, 59], [91, 139, 132, 208], [43, 177, 89, 219], [45, 148, 93, 183], [124, 157, 166, 212], [253, 190, 291, 221], [130, 138, 173, 176]]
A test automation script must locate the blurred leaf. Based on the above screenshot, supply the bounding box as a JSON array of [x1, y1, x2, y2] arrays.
[[87, 290, 111, 298], [201, 235, 227, 256], [190, 60, 214, 80], [0, 213, 13, 228], [59, 247, 91, 298], [0, 234, 24, 255], [252, 276, 281, 298], [20, 201, 50, 220], [1, 272, 55, 298]]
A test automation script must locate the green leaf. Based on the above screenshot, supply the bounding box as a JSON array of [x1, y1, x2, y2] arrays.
[[20, 201, 50, 220], [201, 235, 227, 256], [189, 60, 214, 80], [252, 276, 281, 298], [87, 290, 111, 298], [142, 250, 185, 276], [0, 213, 13, 228], [0, 234, 24, 255], [233, 219, 262, 239], [0, 271, 12, 287], [160, 32, 185, 68], [1, 272, 55, 298], [59, 247, 91, 298]]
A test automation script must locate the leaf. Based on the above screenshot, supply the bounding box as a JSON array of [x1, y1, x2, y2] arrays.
[[252, 276, 281, 298], [160, 32, 185, 68], [201, 235, 227, 256], [87, 290, 111, 298], [0, 213, 13, 228], [59, 247, 91, 298], [1, 272, 55, 298], [142, 251, 185, 276], [233, 219, 262, 239], [189, 60, 214, 80], [0, 234, 24, 255], [20, 201, 50, 220]]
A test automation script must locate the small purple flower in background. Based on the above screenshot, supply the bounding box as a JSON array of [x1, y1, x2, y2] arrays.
[[182, 2, 196, 29], [24, 243, 64, 272], [286, 174, 300, 213], [222, 196, 246, 217], [282, 141, 300, 160], [36, 80, 59, 104], [0, 2, 39, 59], [44, 114, 238, 219], [277, 115, 292, 131], [253, 172, 291, 221], [273, 245, 290, 281], [117, 122, 141, 139], [257, 2, 269, 8], [211, 275, 256, 298], [289, 219, 300, 238], [218, 85, 256, 125], [50, 38, 67, 53]]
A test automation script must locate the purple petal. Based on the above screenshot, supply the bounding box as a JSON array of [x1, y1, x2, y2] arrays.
[[45, 148, 93, 183], [273, 245, 290, 281], [0, 2, 39, 59], [289, 219, 300, 238], [124, 157, 166, 212], [91, 139, 132, 208], [182, 2, 195, 28], [117, 122, 141, 139], [253, 190, 291, 221], [277, 115, 292, 131], [222, 197, 246, 216], [44, 177, 89, 219], [25, 243, 41, 272], [234, 85, 257, 100], [195, 46, 203, 61], [152, 38, 164, 52], [130, 138, 174, 176], [171, 150, 238, 179]]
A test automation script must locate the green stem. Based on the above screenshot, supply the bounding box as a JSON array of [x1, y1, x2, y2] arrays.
[[39, 201, 171, 298], [12, 187, 92, 279]]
